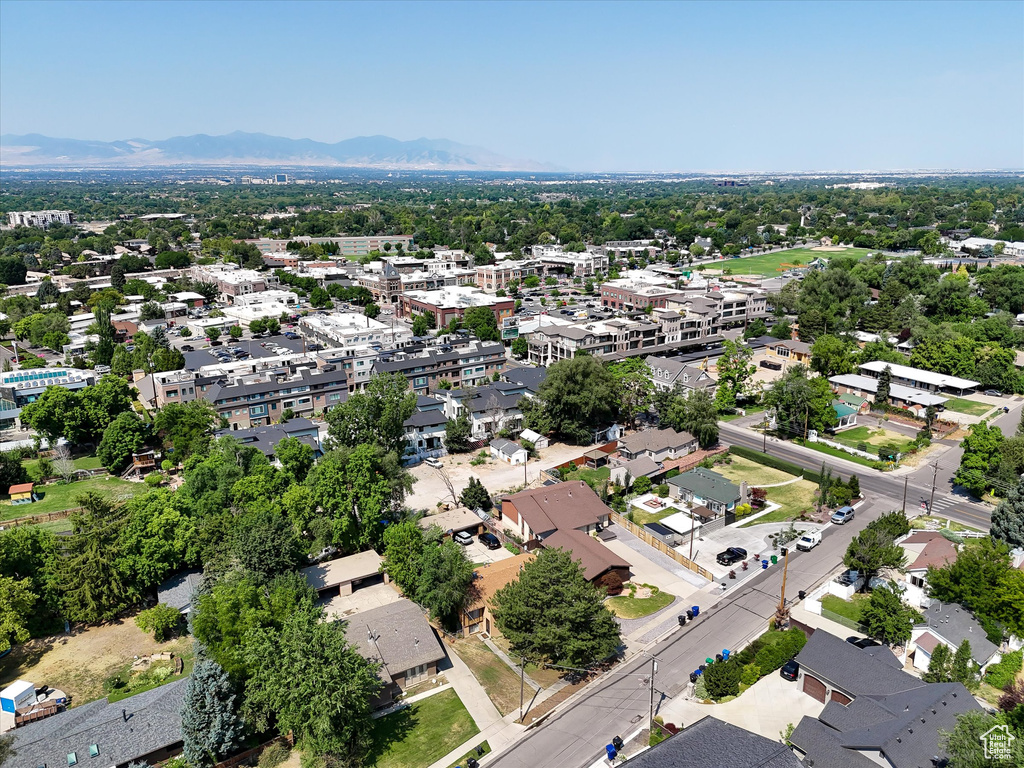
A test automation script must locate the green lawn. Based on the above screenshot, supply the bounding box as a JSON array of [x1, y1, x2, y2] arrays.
[[23, 454, 104, 482], [713, 455, 800, 487], [449, 639, 522, 716], [796, 439, 884, 468], [606, 588, 674, 619], [710, 247, 873, 276], [821, 594, 868, 623], [738, 479, 819, 526], [830, 426, 913, 454], [368, 689, 480, 768], [564, 465, 610, 487], [630, 504, 677, 526], [105, 648, 195, 703], [1, 477, 150, 520], [942, 398, 993, 416]]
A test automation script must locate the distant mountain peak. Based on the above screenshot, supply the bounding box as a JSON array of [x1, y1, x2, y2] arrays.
[[0, 132, 549, 171]]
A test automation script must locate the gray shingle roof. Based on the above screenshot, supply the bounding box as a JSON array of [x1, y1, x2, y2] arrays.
[[157, 570, 203, 612], [619, 427, 695, 456], [502, 365, 547, 393], [10, 678, 188, 767], [917, 601, 1000, 664], [621, 716, 801, 768], [667, 467, 741, 506], [345, 599, 445, 681], [794, 630, 915, 696], [490, 437, 524, 457]]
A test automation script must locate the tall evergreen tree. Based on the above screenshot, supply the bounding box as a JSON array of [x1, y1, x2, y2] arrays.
[[181, 657, 246, 767], [922, 642, 953, 683], [875, 365, 892, 407], [951, 639, 979, 690]]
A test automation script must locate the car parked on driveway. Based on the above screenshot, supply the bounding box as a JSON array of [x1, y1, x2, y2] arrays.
[[716, 547, 748, 566], [780, 659, 799, 681], [478, 532, 501, 550], [831, 506, 855, 525], [453, 531, 473, 546], [985, 389, 1002, 397], [424, 457, 443, 469]]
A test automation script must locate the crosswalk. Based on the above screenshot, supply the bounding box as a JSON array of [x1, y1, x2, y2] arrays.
[[924, 494, 960, 514]]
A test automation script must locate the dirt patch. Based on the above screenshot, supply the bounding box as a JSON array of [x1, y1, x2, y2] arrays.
[[0, 618, 192, 706]]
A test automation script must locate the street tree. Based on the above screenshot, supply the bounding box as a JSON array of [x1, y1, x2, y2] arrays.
[[763, 364, 838, 437], [326, 372, 416, 456], [491, 547, 621, 667], [954, 421, 1004, 498], [843, 525, 907, 592], [609, 358, 652, 429]]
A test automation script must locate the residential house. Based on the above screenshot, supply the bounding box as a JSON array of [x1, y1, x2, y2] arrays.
[[157, 570, 203, 615], [791, 630, 982, 768], [490, 437, 528, 465], [897, 531, 957, 609], [618, 716, 801, 768], [403, 407, 449, 465], [501, 364, 547, 396], [542, 528, 631, 585], [617, 427, 697, 462], [439, 381, 526, 440], [610, 455, 664, 487], [462, 553, 534, 635], [838, 392, 871, 414], [764, 339, 812, 366], [9, 677, 189, 767], [667, 468, 745, 517], [911, 602, 1003, 673], [347, 599, 446, 706], [831, 400, 858, 430], [213, 417, 322, 461], [645, 355, 717, 394], [302, 550, 388, 600]]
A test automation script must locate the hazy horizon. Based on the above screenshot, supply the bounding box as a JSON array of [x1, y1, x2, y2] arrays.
[[2, 1, 1022, 172]]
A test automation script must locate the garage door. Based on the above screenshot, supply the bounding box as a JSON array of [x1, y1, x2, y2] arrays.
[[830, 690, 852, 705], [803, 674, 827, 703]]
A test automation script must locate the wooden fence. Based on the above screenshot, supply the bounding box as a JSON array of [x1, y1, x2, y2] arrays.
[[208, 734, 294, 768], [0, 507, 80, 529], [609, 511, 714, 582]]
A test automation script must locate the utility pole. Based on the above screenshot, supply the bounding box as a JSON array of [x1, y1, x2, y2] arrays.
[[803, 406, 809, 440], [519, 656, 526, 723], [762, 415, 768, 452], [901, 476, 908, 513], [928, 463, 939, 514], [648, 656, 658, 738], [774, 547, 791, 629]]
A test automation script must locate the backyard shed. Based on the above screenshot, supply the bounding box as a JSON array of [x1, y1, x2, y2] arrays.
[[8, 483, 35, 505]]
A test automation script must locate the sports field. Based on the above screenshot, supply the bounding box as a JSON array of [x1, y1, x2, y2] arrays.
[[711, 247, 874, 276]]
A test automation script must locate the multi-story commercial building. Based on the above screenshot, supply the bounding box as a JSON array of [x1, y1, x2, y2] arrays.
[[357, 262, 403, 305], [299, 312, 413, 351], [397, 287, 515, 327], [601, 272, 682, 311], [476, 261, 539, 292], [0, 367, 96, 429], [189, 265, 277, 303], [371, 340, 506, 394], [146, 359, 348, 429], [222, 290, 300, 324], [243, 235, 414, 256], [7, 210, 75, 228], [529, 245, 609, 277]]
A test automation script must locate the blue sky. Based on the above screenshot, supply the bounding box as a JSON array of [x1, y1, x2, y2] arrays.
[[1, 0, 1022, 171]]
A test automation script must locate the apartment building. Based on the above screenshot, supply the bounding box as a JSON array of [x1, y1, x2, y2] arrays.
[[371, 340, 506, 394], [476, 261, 538, 292], [600, 240, 662, 259], [7, 210, 75, 228], [243, 235, 414, 256], [189, 264, 277, 303], [299, 312, 413, 351], [146, 359, 348, 428], [0, 367, 96, 429], [529, 246, 609, 277], [397, 287, 515, 327], [601, 273, 682, 311]]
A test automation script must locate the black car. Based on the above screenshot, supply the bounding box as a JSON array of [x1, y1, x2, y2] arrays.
[[716, 547, 748, 566], [181, 345, 194, 352], [478, 532, 501, 550], [846, 636, 881, 649], [780, 659, 799, 681]]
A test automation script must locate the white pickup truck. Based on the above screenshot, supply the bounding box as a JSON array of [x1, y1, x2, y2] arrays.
[[795, 531, 822, 552]]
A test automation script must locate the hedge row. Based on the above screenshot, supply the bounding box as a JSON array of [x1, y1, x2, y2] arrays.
[[728, 445, 821, 484]]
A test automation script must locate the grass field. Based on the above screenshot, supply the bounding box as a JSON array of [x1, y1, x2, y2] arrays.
[[368, 689, 479, 768], [629, 505, 677, 526], [0, 476, 150, 520], [797, 439, 883, 468], [449, 639, 522, 716], [709, 247, 874, 276], [821, 594, 869, 623], [830, 426, 914, 454], [605, 588, 674, 619], [713, 455, 800, 487], [23, 454, 104, 481], [738, 479, 820, 526], [942, 398, 993, 416]]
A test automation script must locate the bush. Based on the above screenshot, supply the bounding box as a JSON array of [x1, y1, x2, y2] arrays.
[[656, 484, 670, 498], [161, 460, 173, 472], [985, 650, 1023, 691], [666, 468, 680, 479], [258, 743, 290, 768], [596, 569, 625, 596], [746, 628, 807, 673], [134, 604, 182, 642], [694, 673, 709, 701], [740, 663, 761, 686], [144, 473, 163, 487], [703, 657, 741, 699]]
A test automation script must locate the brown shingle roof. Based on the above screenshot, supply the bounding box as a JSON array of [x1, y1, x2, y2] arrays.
[[465, 553, 534, 612], [504, 481, 611, 536], [542, 529, 630, 581]]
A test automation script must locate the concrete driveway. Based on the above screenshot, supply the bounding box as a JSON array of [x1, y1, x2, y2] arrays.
[[600, 532, 702, 599], [462, 537, 515, 566]]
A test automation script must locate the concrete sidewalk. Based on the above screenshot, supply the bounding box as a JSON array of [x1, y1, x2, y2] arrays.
[[439, 644, 504, 737]]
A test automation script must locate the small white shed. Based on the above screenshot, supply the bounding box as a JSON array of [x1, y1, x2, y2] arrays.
[[519, 428, 549, 450]]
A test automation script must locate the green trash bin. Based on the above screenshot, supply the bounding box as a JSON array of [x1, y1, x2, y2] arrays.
[[771, 555, 778, 565]]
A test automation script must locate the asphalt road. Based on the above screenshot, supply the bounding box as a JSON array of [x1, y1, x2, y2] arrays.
[[489, 497, 896, 768]]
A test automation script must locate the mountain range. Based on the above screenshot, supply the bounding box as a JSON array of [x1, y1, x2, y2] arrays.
[[0, 131, 548, 171]]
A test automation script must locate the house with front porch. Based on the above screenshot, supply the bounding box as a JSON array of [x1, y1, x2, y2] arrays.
[[764, 339, 812, 366], [831, 401, 858, 430], [617, 427, 697, 462], [666, 468, 745, 517]]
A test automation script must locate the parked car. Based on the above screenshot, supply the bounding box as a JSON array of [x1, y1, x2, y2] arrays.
[[424, 457, 443, 469], [780, 659, 800, 681], [716, 547, 747, 566], [284, 332, 299, 340], [759, 360, 783, 371], [478, 532, 501, 550], [831, 506, 855, 525], [795, 531, 821, 551], [182, 345, 194, 352], [985, 389, 1002, 397], [453, 531, 473, 546]]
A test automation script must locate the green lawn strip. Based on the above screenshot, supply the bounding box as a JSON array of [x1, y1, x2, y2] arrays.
[[630, 506, 677, 525], [0, 477, 150, 520], [942, 398, 993, 416], [605, 590, 674, 619], [713, 455, 799, 487], [821, 594, 868, 623], [737, 479, 819, 527], [448, 742, 491, 768], [830, 426, 913, 453], [909, 516, 983, 534], [368, 689, 480, 768], [449, 639, 522, 716], [795, 439, 885, 468]]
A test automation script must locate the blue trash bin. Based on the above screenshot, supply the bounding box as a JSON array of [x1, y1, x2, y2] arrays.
[[606, 744, 618, 760], [722, 649, 730, 660], [762, 559, 769, 569], [692, 605, 700, 618]]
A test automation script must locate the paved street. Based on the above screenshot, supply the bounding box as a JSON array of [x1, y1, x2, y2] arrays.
[[488, 497, 896, 768]]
